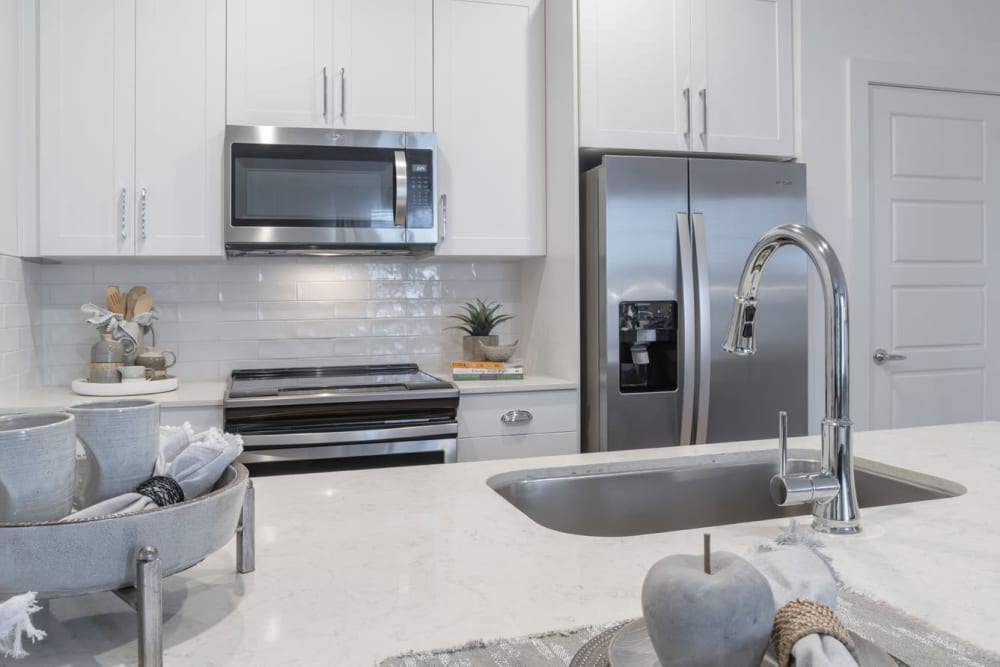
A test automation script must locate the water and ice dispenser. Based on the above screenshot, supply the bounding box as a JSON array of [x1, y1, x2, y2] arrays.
[[618, 301, 678, 392]]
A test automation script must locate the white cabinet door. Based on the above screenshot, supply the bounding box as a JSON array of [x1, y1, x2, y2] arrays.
[[433, 0, 545, 256], [691, 0, 793, 156], [578, 0, 692, 151], [226, 0, 333, 128], [135, 0, 225, 256], [39, 0, 135, 256], [332, 0, 433, 131]]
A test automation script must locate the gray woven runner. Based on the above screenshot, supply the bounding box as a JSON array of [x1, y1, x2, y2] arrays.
[[378, 589, 1000, 667]]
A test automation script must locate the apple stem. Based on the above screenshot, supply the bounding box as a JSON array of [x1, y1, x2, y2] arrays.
[[704, 533, 711, 575]]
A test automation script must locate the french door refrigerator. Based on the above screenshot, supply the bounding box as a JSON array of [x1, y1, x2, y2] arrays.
[[582, 156, 808, 452]]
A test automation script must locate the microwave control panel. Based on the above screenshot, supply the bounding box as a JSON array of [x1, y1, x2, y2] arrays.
[[406, 149, 434, 229]]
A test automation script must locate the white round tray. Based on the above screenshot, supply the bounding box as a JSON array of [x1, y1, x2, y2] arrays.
[[71, 376, 179, 396]]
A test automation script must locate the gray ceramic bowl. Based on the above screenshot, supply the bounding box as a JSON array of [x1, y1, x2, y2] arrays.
[[479, 339, 519, 362], [0, 412, 77, 523], [0, 464, 249, 597]]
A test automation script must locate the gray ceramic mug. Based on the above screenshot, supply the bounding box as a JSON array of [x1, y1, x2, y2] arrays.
[[68, 399, 160, 507], [0, 412, 77, 523]]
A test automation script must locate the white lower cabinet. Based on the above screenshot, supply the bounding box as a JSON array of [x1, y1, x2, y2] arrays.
[[456, 389, 578, 462]]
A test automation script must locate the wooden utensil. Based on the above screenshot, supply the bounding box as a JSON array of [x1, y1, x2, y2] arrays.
[[133, 293, 154, 318], [105, 286, 124, 315], [124, 286, 147, 320]]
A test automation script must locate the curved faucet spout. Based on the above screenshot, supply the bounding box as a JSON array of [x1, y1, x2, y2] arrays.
[[722, 223, 860, 534]]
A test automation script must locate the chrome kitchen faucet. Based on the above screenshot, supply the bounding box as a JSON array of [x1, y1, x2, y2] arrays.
[[723, 224, 861, 534]]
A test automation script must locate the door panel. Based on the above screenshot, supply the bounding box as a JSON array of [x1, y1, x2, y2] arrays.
[[689, 159, 807, 443], [39, 0, 134, 255], [433, 0, 545, 256], [579, 0, 691, 151], [135, 0, 224, 256], [597, 157, 689, 451], [691, 0, 793, 156], [332, 0, 433, 131], [870, 85, 1000, 429], [226, 0, 333, 127]]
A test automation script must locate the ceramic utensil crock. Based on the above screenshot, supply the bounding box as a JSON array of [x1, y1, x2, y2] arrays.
[[0, 413, 77, 522], [67, 399, 160, 507]]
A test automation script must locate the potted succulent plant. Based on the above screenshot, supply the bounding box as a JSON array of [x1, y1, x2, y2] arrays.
[[446, 299, 514, 361]]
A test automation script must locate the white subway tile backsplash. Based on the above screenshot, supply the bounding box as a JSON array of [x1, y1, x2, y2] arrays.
[[0, 256, 39, 397], [296, 281, 370, 301], [30, 257, 522, 386]]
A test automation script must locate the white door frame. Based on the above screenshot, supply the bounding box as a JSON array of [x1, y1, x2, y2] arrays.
[[848, 59, 1000, 430]]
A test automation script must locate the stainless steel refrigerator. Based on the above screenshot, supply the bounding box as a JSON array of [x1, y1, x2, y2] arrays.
[[582, 156, 808, 452]]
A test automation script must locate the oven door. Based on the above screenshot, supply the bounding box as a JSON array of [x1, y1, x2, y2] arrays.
[[224, 126, 436, 253]]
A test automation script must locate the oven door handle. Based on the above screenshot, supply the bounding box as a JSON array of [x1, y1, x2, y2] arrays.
[[234, 423, 458, 447], [394, 150, 408, 227]]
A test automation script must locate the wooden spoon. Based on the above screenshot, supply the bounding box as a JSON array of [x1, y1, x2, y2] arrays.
[[105, 286, 124, 315], [133, 293, 154, 318], [124, 286, 147, 320]]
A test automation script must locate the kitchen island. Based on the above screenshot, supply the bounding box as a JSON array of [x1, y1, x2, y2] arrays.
[[15, 422, 1000, 666]]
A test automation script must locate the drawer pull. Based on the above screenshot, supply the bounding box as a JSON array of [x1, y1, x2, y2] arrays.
[[501, 409, 533, 425]]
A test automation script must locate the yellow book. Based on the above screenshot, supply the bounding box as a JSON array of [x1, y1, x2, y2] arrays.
[[450, 360, 506, 370]]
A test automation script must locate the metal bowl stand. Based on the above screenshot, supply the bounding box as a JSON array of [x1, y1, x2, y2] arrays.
[[104, 480, 255, 667]]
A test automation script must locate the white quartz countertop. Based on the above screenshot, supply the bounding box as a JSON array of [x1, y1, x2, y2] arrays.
[[17, 422, 1000, 666], [0, 374, 576, 414], [0, 380, 229, 412]]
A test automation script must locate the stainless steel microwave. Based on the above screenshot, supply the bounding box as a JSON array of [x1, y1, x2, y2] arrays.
[[224, 126, 437, 256]]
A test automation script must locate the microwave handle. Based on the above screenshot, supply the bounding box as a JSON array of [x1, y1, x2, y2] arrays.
[[393, 150, 407, 227]]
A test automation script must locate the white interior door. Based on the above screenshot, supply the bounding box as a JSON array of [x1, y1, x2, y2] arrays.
[[869, 85, 1000, 429], [135, 0, 225, 256]]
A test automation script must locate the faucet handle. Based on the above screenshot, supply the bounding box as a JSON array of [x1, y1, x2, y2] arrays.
[[777, 410, 788, 477]]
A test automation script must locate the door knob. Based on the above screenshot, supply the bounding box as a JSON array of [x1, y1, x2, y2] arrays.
[[872, 348, 907, 364]]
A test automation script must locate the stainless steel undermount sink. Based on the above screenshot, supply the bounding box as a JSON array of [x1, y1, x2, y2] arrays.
[[487, 449, 966, 537]]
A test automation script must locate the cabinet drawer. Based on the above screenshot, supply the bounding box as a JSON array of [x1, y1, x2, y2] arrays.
[[457, 390, 576, 439], [457, 431, 577, 463]]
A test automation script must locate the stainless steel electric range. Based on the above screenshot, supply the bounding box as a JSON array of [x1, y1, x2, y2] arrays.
[[223, 364, 458, 466]]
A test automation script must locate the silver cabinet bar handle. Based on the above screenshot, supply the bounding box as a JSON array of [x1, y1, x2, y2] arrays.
[[676, 213, 695, 446], [140, 187, 147, 240], [442, 193, 447, 239], [501, 409, 533, 424], [872, 348, 907, 364], [120, 187, 127, 240], [699, 88, 707, 144], [683, 87, 691, 141], [322, 66, 328, 120], [339, 67, 346, 121]]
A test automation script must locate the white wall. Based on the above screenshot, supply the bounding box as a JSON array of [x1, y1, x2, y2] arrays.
[[36, 258, 522, 386], [0, 1, 18, 256], [0, 256, 40, 400], [797, 0, 1000, 430]]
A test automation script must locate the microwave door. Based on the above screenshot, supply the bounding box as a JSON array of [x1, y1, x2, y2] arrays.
[[228, 144, 407, 248]]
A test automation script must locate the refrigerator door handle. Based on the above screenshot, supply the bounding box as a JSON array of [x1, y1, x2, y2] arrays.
[[691, 212, 711, 444], [676, 213, 696, 446]]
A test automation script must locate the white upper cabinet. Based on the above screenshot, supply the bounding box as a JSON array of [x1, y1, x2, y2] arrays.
[[578, 0, 794, 157], [579, 0, 692, 152], [332, 0, 433, 131], [227, 0, 433, 132], [690, 0, 793, 156], [135, 0, 225, 255], [226, 0, 333, 128], [433, 0, 546, 256], [39, 0, 135, 256], [39, 0, 224, 257]]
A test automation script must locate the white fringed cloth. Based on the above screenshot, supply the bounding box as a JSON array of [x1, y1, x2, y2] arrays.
[[0, 593, 45, 659]]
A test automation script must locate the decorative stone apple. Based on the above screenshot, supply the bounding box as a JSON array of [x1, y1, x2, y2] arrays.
[[641, 537, 775, 667]]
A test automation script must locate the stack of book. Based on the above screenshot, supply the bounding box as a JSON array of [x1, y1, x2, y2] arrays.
[[450, 359, 525, 381]]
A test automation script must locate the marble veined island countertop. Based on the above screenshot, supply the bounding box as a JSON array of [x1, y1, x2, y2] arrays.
[[17, 422, 1000, 666]]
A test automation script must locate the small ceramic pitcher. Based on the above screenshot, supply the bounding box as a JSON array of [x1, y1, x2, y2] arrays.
[[135, 348, 177, 379]]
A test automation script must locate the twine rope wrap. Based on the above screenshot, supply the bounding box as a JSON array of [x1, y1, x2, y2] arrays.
[[134, 476, 185, 507], [771, 598, 857, 667]]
